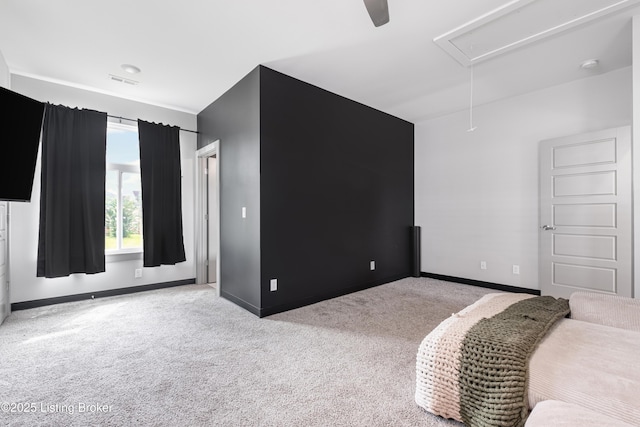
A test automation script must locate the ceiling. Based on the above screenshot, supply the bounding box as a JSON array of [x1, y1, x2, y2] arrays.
[[0, 0, 637, 123]]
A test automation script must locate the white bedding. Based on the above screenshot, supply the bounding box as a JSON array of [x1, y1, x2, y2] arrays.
[[416, 291, 640, 426], [528, 318, 640, 426]]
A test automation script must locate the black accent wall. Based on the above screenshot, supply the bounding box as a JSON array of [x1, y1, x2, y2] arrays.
[[198, 65, 414, 317], [259, 67, 414, 315], [197, 67, 262, 313]]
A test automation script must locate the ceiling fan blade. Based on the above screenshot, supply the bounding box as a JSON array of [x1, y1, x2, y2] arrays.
[[363, 0, 389, 27]]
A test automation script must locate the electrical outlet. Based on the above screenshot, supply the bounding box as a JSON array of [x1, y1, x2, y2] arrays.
[[270, 278, 277, 291], [370, 260, 375, 271], [134, 268, 142, 278], [480, 261, 487, 270], [512, 265, 520, 275]]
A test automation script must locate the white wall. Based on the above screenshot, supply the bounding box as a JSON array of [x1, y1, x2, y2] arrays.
[[0, 50, 10, 322], [415, 67, 632, 290], [633, 16, 640, 299], [0, 51, 8, 88], [9, 75, 197, 303]]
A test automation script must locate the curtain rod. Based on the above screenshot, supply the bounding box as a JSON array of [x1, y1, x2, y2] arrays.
[[107, 114, 199, 134]]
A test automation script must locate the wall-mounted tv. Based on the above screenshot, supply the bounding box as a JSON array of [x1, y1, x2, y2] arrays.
[[0, 86, 45, 202]]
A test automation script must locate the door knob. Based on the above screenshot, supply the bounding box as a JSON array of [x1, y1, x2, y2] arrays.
[[541, 225, 556, 231]]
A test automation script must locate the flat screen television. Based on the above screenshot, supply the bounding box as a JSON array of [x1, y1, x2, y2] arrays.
[[0, 86, 45, 202]]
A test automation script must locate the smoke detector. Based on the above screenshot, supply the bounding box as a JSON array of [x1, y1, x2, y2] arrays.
[[121, 64, 141, 74], [580, 59, 600, 69]]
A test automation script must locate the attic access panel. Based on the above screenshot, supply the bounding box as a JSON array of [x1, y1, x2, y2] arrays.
[[434, 0, 640, 66]]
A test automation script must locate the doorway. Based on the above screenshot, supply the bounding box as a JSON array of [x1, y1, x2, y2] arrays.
[[196, 141, 220, 296], [206, 156, 218, 284]]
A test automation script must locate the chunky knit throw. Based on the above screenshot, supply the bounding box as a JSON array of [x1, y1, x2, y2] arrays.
[[459, 296, 570, 427], [415, 293, 570, 427]]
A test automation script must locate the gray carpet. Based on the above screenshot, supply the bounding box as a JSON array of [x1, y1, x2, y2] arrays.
[[0, 277, 493, 426]]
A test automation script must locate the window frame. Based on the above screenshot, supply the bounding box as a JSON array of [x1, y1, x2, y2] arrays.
[[105, 120, 143, 256]]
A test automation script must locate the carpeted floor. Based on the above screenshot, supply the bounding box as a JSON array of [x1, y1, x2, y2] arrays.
[[0, 277, 493, 426]]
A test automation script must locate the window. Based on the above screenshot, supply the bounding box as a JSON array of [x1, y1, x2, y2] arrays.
[[106, 121, 142, 253]]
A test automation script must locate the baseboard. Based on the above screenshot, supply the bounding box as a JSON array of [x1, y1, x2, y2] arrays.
[[421, 272, 541, 296], [220, 290, 261, 317], [259, 274, 409, 318], [11, 278, 196, 311]]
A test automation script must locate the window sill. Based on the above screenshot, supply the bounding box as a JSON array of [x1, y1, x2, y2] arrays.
[[106, 249, 143, 262]]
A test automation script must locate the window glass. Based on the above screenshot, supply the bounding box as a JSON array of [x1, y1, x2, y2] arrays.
[[106, 122, 142, 252], [105, 170, 119, 250], [107, 124, 140, 166], [121, 172, 142, 249]]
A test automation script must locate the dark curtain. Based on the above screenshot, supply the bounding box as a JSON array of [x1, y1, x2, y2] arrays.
[[37, 104, 107, 278], [138, 120, 186, 267]]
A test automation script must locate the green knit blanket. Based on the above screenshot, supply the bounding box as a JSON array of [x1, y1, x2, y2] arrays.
[[458, 296, 570, 427]]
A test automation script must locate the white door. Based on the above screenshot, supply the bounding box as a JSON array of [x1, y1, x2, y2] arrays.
[[0, 201, 8, 324], [539, 126, 632, 299]]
